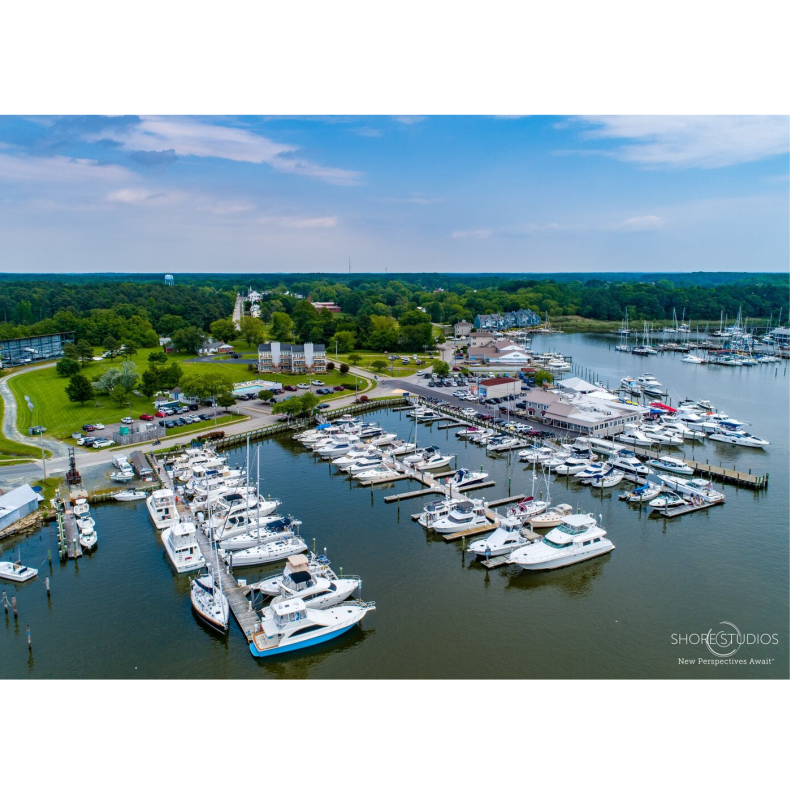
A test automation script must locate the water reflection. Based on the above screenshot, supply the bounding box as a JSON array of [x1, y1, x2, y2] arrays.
[[504, 553, 612, 598]]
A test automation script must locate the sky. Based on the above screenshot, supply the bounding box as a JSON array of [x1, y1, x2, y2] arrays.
[[0, 115, 789, 274]]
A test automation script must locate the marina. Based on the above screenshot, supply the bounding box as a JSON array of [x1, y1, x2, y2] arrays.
[[0, 331, 789, 679]]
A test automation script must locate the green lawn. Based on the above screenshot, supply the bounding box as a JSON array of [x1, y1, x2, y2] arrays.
[[0, 393, 49, 462], [341, 350, 439, 378]]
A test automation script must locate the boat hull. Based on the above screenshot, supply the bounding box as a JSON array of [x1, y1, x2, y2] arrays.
[[249, 621, 359, 658], [513, 542, 615, 571]]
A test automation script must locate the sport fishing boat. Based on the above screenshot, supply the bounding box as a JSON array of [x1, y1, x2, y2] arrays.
[[256, 552, 338, 595], [213, 513, 288, 542], [657, 475, 725, 502], [555, 455, 594, 475], [636, 374, 667, 397], [509, 513, 614, 571], [382, 440, 417, 456], [518, 445, 560, 463], [249, 597, 375, 659], [365, 432, 398, 447], [0, 559, 38, 583], [681, 354, 705, 364], [431, 502, 488, 534], [110, 469, 135, 482], [576, 462, 613, 483], [78, 520, 98, 550], [407, 407, 439, 421], [161, 521, 206, 573], [486, 436, 522, 452], [417, 497, 463, 528], [647, 456, 693, 475], [445, 469, 489, 490], [411, 451, 455, 471], [224, 534, 308, 568], [334, 450, 382, 471], [639, 425, 683, 446], [402, 445, 441, 466], [190, 568, 230, 633], [617, 426, 656, 446], [527, 503, 574, 530], [269, 559, 361, 610], [146, 488, 180, 530], [468, 517, 528, 559]]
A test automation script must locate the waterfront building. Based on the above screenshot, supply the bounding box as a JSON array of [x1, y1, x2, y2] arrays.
[[467, 338, 529, 365], [771, 326, 790, 348], [473, 310, 541, 331], [478, 376, 522, 399], [0, 484, 43, 533], [0, 331, 74, 367]]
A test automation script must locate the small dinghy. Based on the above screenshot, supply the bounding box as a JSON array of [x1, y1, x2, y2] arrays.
[[113, 490, 147, 502]]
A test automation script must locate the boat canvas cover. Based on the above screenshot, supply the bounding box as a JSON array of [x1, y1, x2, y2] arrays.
[[650, 402, 677, 413], [559, 514, 595, 528], [287, 554, 309, 569]]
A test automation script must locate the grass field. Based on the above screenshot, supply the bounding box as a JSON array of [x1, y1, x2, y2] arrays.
[[6, 347, 371, 442], [0, 394, 49, 463], [342, 350, 439, 378]]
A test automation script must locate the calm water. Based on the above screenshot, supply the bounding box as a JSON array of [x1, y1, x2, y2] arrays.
[[1, 334, 789, 679]]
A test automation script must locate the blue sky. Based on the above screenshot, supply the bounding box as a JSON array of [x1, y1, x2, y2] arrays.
[[0, 115, 789, 274]]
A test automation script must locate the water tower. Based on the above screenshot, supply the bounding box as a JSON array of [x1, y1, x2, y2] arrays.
[[165, 274, 174, 286]]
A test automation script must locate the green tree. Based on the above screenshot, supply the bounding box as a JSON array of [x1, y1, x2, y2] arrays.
[[274, 396, 303, 417], [349, 354, 362, 365], [171, 325, 206, 353], [532, 369, 553, 385], [371, 358, 388, 373], [240, 316, 267, 347], [65, 373, 94, 405], [75, 339, 94, 366], [298, 391, 320, 415], [210, 318, 237, 343], [339, 363, 350, 375], [109, 383, 131, 407], [148, 351, 168, 364], [56, 357, 81, 378], [157, 313, 189, 336], [258, 389, 275, 403], [122, 340, 138, 358], [62, 342, 79, 362], [270, 311, 294, 341], [367, 315, 400, 350], [330, 330, 356, 353], [217, 391, 237, 412], [103, 335, 120, 358], [432, 359, 450, 377]]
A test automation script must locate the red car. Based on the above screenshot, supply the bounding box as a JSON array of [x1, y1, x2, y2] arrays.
[[139, 413, 154, 421], [284, 385, 297, 391], [333, 385, 344, 391], [155, 410, 168, 418]]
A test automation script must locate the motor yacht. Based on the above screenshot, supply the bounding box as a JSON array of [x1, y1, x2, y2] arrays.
[[636, 374, 667, 396], [617, 426, 656, 446], [191, 569, 230, 633], [518, 445, 558, 463], [527, 503, 574, 529], [468, 517, 528, 559], [555, 456, 594, 475], [113, 489, 147, 502], [146, 488, 180, 530], [657, 475, 725, 502], [356, 465, 402, 483], [410, 452, 455, 471], [225, 535, 308, 568], [256, 553, 338, 595], [218, 517, 301, 551], [209, 491, 280, 526], [620, 482, 662, 503], [110, 470, 135, 482], [660, 420, 706, 441], [586, 438, 625, 457], [249, 597, 375, 658], [648, 491, 687, 510], [682, 354, 704, 364], [639, 426, 683, 446], [445, 469, 489, 490], [607, 451, 651, 479], [402, 445, 440, 466], [213, 513, 287, 542], [333, 449, 381, 470], [417, 497, 464, 528], [647, 456, 693, 475], [509, 513, 614, 571], [270, 561, 360, 610], [161, 521, 206, 573], [407, 407, 439, 421], [431, 502, 488, 534], [456, 426, 483, 439], [486, 436, 522, 452], [382, 440, 417, 456], [708, 430, 769, 448], [365, 432, 398, 447]]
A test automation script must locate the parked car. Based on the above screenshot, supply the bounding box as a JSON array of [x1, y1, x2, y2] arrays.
[[155, 410, 168, 418], [81, 437, 97, 446], [139, 413, 154, 421], [333, 385, 344, 391], [297, 383, 310, 389], [315, 388, 326, 395], [284, 385, 297, 392], [82, 424, 96, 432], [120, 417, 133, 424], [199, 413, 212, 421], [318, 403, 331, 409], [188, 403, 199, 411], [93, 439, 114, 449], [311, 380, 324, 386]]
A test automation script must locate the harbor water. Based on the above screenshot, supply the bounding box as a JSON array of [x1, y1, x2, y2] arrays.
[[0, 333, 789, 679]]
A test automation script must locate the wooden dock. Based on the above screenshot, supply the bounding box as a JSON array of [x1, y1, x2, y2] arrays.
[[625, 444, 768, 488], [437, 419, 464, 429], [441, 521, 498, 541], [486, 494, 525, 507], [657, 498, 725, 518], [482, 554, 512, 569], [57, 496, 82, 560]]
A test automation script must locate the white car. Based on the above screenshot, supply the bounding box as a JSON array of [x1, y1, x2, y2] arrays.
[[462, 408, 477, 417], [297, 383, 310, 389], [311, 380, 324, 386], [93, 423, 105, 430], [120, 417, 133, 424], [93, 439, 114, 449]]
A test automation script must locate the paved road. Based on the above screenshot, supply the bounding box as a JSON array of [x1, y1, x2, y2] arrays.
[[232, 294, 243, 330], [0, 362, 71, 458]]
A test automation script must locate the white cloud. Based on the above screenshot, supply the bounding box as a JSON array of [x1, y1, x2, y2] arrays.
[[106, 188, 186, 205], [352, 126, 381, 137], [451, 228, 492, 239], [573, 115, 789, 168], [92, 117, 363, 185], [615, 215, 665, 231], [0, 151, 135, 184], [257, 215, 338, 228], [394, 116, 425, 125]]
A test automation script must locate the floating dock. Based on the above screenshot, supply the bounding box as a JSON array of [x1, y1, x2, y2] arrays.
[[656, 498, 725, 518], [441, 521, 498, 541]]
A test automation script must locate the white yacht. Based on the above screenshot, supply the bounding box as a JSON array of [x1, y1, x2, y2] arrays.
[[78, 520, 98, 550], [486, 436, 522, 452], [341, 455, 385, 474], [417, 497, 464, 528], [445, 469, 489, 490], [410, 452, 455, 471], [682, 354, 705, 364], [637, 374, 667, 396], [647, 456, 693, 475], [270, 558, 360, 609], [0, 561, 38, 583], [365, 432, 398, 447], [113, 489, 147, 502], [218, 518, 301, 551], [509, 514, 614, 571], [555, 456, 594, 475], [407, 407, 439, 421], [657, 475, 725, 502], [640, 425, 683, 446], [190, 569, 230, 633], [256, 553, 337, 595], [527, 503, 574, 529], [146, 489, 180, 530], [225, 535, 308, 568], [586, 438, 625, 457], [518, 445, 560, 463], [607, 451, 652, 479], [590, 470, 624, 488], [708, 430, 769, 448], [249, 597, 375, 658], [577, 462, 613, 483], [431, 502, 489, 534], [649, 491, 687, 510], [617, 426, 656, 446], [382, 440, 417, 457], [110, 470, 135, 482], [468, 517, 528, 559], [621, 482, 662, 503], [660, 420, 706, 441], [161, 521, 206, 573], [357, 465, 402, 483]]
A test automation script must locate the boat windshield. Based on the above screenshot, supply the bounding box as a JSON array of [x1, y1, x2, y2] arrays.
[[543, 538, 570, 549], [557, 523, 588, 536]]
